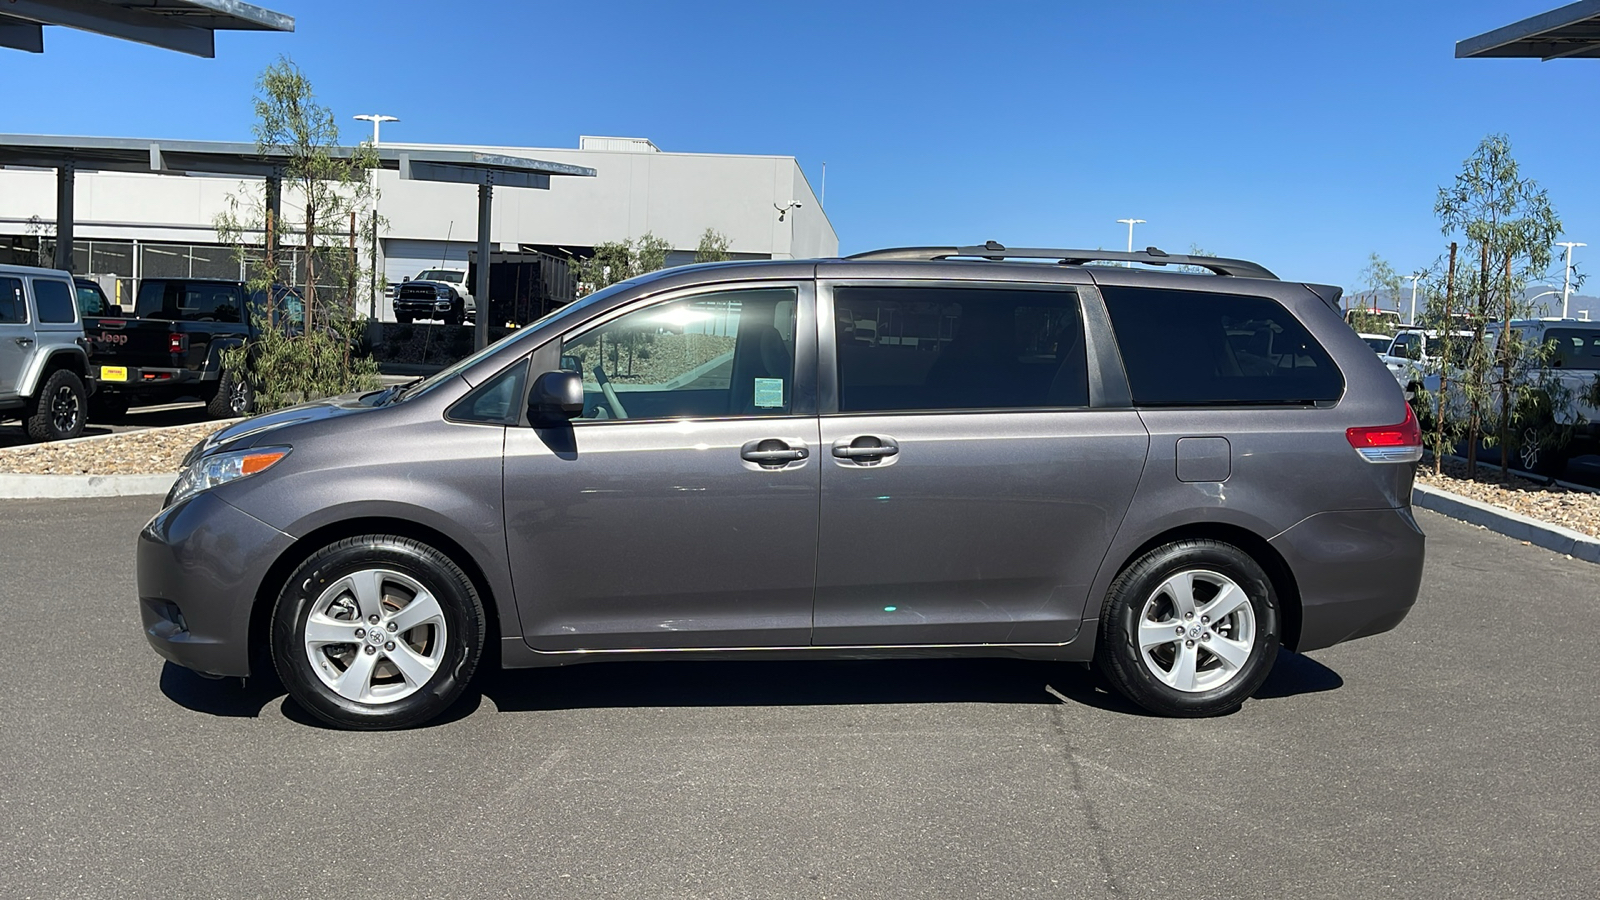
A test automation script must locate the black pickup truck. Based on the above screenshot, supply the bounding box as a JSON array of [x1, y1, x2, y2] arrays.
[[82, 278, 295, 419]]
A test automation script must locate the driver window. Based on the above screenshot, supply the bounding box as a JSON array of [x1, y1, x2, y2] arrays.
[[560, 287, 798, 421]]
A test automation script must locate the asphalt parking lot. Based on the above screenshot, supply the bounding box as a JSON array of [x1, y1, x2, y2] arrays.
[[1, 500, 1596, 899]]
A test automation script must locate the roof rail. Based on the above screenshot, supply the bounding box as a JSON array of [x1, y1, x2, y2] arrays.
[[845, 241, 1278, 280]]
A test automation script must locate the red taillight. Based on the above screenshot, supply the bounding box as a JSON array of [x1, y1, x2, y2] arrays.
[[1346, 405, 1422, 462], [169, 333, 186, 354]]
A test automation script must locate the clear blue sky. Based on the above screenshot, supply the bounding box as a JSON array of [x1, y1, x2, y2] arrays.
[[1, 1, 1595, 289]]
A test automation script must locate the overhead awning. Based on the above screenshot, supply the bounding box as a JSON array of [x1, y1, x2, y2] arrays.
[[0, 0, 293, 57], [1457, 0, 1600, 60]]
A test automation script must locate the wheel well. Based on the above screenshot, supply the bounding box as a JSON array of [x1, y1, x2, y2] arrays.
[[42, 351, 88, 379], [1106, 523, 1303, 651], [248, 517, 502, 678]]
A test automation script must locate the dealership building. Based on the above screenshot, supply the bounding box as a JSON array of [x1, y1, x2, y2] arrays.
[[0, 134, 837, 321]]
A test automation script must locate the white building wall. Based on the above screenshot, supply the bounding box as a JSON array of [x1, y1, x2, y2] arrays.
[[0, 140, 838, 261]]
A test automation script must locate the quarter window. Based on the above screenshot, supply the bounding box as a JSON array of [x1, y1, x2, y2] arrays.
[[561, 287, 798, 420], [31, 279, 77, 324], [833, 285, 1087, 413], [0, 277, 24, 324], [1101, 286, 1343, 406], [1543, 329, 1600, 370]]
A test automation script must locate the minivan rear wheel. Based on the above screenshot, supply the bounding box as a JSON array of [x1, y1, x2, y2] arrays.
[[1094, 540, 1279, 717], [270, 536, 486, 730]]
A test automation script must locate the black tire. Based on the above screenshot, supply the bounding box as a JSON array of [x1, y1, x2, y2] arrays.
[[1093, 540, 1280, 717], [89, 391, 131, 422], [24, 368, 87, 441], [447, 305, 465, 326], [207, 370, 255, 419], [396, 313, 413, 325], [270, 536, 486, 730]]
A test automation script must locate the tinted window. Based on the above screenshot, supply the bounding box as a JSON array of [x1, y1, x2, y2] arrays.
[[1102, 287, 1343, 405], [448, 358, 529, 424], [1390, 333, 1421, 360], [1362, 335, 1392, 353], [135, 281, 243, 322], [561, 287, 798, 420], [833, 286, 1086, 413], [1544, 329, 1600, 370], [31, 279, 77, 323], [76, 282, 110, 317], [0, 277, 25, 324]]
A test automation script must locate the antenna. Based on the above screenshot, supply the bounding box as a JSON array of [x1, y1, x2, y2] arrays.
[[438, 221, 453, 269]]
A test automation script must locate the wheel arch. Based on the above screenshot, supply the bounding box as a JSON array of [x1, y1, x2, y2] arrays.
[[21, 346, 90, 396], [1099, 521, 1303, 651], [249, 516, 504, 678]]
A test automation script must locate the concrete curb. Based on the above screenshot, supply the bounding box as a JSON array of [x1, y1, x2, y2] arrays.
[[1413, 482, 1600, 564], [0, 472, 175, 499]]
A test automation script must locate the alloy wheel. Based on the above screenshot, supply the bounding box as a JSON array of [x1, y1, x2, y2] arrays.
[[51, 385, 81, 435], [302, 568, 449, 704], [1135, 569, 1256, 693]]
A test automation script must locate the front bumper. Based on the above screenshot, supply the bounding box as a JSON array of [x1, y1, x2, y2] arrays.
[[1270, 506, 1426, 652], [137, 491, 296, 677]]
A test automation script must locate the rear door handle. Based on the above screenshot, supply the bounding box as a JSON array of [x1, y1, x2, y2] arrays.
[[832, 436, 899, 463], [14, 337, 33, 348], [740, 439, 809, 468]]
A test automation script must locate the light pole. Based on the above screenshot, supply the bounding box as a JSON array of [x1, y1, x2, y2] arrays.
[[1556, 241, 1586, 319], [1407, 273, 1423, 325], [353, 115, 399, 319], [1116, 218, 1145, 254], [352, 113, 398, 145]]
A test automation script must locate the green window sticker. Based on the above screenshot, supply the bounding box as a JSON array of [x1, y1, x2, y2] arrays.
[[754, 377, 785, 408]]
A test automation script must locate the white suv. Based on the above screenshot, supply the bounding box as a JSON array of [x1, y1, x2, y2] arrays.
[[0, 264, 94, 441]]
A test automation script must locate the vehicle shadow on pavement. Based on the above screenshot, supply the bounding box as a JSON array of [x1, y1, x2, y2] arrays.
[[158, 649, 1342, 725]]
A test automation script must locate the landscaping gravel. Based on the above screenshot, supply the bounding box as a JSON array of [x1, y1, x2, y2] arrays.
[[1417, 456, 1600, 539], [0, 421, 233, 475]]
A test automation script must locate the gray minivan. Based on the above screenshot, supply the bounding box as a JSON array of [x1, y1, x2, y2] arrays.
[[138, 245, 1425, 729]]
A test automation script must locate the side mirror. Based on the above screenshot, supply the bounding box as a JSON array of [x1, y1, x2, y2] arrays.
[[530, 370, 584, 419], [108, 304, 124, 317]]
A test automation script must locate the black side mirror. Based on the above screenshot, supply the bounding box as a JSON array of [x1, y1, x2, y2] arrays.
[[108, 304, 124, 317], [530, 370, 584, 419]]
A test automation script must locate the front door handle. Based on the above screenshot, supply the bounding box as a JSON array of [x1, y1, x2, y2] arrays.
[[832, 436, 899, 464], [740, 438, 809, 468]]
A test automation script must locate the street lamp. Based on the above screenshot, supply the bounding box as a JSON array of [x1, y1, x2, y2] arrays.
[[1116, 218, 1145, 253], [1407, 273, 1423, 325], [1556, 241, 1586, 319], [352, 115, 399, 318], [352, 113, 399, 145]]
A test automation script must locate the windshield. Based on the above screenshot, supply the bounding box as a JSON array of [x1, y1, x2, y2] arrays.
[[1362, 336, 1391, 353], [394, 279, 642, 402], [415, 269, 465, 284]]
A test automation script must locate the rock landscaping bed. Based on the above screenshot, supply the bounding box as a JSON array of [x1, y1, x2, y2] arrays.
[[0, 422, 233, 476], [1416, 456, 1600, 539]]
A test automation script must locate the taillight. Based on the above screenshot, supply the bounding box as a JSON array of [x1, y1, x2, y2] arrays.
[[169, 333, 186, 354], [1346, 404, 1423, 463]]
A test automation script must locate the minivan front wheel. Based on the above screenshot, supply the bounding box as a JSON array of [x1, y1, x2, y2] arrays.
[[1094, 540, 1279, 717], [271, 536, 486, 730]]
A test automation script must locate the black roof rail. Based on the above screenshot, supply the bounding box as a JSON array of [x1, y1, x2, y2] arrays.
[[845, 241, 1278, 280]]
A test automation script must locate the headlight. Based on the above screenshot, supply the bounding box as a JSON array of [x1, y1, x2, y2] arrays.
[[435, 285, 451, 297], [166, 446, 291, 509]]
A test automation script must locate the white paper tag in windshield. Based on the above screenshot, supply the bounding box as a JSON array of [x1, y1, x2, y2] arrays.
[[754, 377, 784, 408]]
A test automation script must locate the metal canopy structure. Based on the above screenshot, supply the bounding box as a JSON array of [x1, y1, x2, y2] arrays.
[[0, 0, 292, 56], [1457, 0, 1600, 60], [0, 134, 598, 349]]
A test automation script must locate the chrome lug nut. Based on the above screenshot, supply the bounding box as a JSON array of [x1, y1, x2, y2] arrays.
[[384, 641, 395, 651], [368, 615, 380, 625], [1175, 626, 1185, 636], [354, 628, 366, 638], [1184, 612, 1194, 619], [1201, 632, 1211, 641], [1201, 615, 1209, 624], [386, 622, 397, 632], [364, 645, 376, 655], [1185, 639, 1195, 648]]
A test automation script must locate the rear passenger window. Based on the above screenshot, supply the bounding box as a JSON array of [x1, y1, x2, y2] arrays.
[[0, 277, 24, 323], [1544, 329, 1600, 370], [136, 282, 243, 322], [31, 279, 77, 323], [833, 286, 1086, 413], [1101, 286, 1343, 406]]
